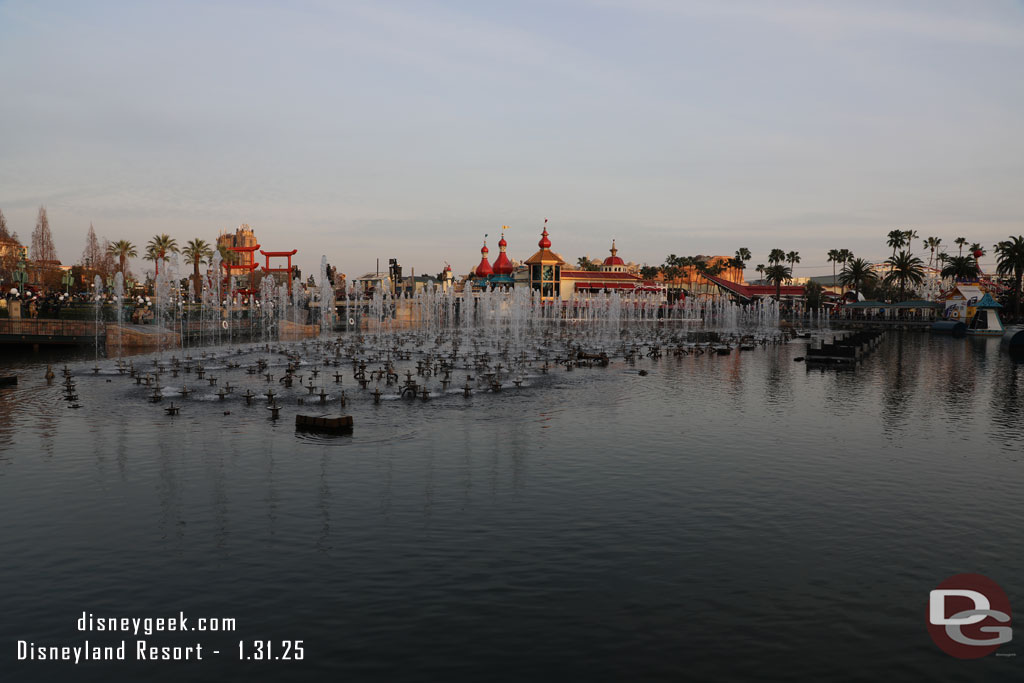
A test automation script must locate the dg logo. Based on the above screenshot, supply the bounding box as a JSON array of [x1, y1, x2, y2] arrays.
[[928, 573, 1012, 659]]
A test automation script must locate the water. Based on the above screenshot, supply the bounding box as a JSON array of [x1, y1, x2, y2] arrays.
[[1, 330, 1022, 682]]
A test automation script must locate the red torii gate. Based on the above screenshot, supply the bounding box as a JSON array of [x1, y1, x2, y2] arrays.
[[260, 249, 298, 296], [223, 244, 261, 296]]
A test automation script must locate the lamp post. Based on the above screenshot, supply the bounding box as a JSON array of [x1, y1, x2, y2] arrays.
[[62, 270, 74, 295], [13, 255, 28, 292]]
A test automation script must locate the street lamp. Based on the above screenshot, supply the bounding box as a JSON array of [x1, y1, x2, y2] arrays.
[[62, 270, 74, 295], [13, 255, 28, 292]]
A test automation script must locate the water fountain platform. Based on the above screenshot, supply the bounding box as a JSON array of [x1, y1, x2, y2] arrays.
[[106, 324, 180, 349], [296, 413, 354, 433]]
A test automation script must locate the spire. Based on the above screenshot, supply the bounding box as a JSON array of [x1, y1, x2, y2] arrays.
[[493, 225, 513, 276], [538, 218, 551, 249], [475, 237, 493, 277]]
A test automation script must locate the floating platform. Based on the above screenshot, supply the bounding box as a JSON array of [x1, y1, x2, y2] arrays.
[[931, 320, 967, 336], [1001, 326, 1024, 352], [805, 330, 884, 366], [295, 414, 354, 434]]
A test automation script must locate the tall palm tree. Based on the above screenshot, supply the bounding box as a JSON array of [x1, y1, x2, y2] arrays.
[[923, 236, 942, 269], [887, 230, 906, 258], [839, 258, 876, 300], [883, 251, 925, 301], [902, 229, 918, 254], [768, 248, 786, 265], [146, 233, 179, 275], [182, 238, 214, 299], [969, 242, 985, 273], [734, 247, 751, 266], [785, 251, 800, 283], [107, 239, 137, 275], [764, 264, 792, 301], [940, 255, 979, 282], [827, 249, 841, 288], [995, 236, 1024, 317], [954, 237, 967, 256], [755, 264, 765, 282]]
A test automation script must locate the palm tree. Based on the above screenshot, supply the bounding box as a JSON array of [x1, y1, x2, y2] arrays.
[[940, 255, 979, 282], [146, 233, 179, 275], [734, 247, 751, 266], [755, 264, 765, 282], [182, 238, 214, 299], [995, 236, 1024, 317], [827, 249, 841, 288], [839, 258, 877, 300], [107, 239, 137, 275], [763, 264, 792, 301], [768, 248, 786, 265], [969, 242, 985, 273], [838, 249, 854, 272], [954, 236, 967, 256], [785, 251, 800, 283], [902, 229, 918, 254], [887, 230, 906, 258], [923, 236, 942, 269], [883, 250, 926, 301]]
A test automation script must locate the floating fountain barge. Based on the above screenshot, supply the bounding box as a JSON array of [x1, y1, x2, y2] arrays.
[[805, 330, 885, 366]]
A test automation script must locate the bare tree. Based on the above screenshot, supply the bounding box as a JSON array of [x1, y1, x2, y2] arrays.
[[31, 206, 58, 263], [81, 223, 104, 273]]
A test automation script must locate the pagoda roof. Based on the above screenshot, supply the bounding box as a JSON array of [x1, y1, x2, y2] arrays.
[[524, 248, 567, 266]]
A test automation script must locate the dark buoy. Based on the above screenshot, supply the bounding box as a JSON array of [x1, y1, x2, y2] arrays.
[[638, 370, 648, 376]]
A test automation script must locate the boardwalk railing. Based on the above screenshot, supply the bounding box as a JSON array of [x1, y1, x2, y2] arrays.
[[0, 318, 105, 344]]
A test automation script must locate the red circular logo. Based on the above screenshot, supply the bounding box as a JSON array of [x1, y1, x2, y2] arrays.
[[927, 573, 1012, 659]]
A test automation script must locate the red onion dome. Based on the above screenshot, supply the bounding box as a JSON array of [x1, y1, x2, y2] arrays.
[[973, 249, 984, 258], [493, 233, 514, 275], [475, 242, 493, 277], [538, 224, 551, 249]]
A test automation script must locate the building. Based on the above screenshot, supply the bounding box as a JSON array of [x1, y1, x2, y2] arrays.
[[217, 225, 258, 265]]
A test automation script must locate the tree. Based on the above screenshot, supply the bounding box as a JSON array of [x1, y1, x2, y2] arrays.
[[755, 264, 765, 282], [768, 248, 786, 265], [954, 237, 967, 256], [924, 236, 942, 269], [639, 265, 659, 280], [995, 236, 1024, 317], [81, 223, 104, 274], [763, 264, 792, 300], [902, 229, 918, 254], [182, 238, 214, 299], [887, 229, 906, 258], [786, 251, 800, 283], [839, 258, 877, 299], [0, 209, 22, 284], [804, 280, 824, 309], [575, 256, 599, 271], [734, 247, 751, 266], [31, 205, 58, 263], [107, 240, 137, 275], [146, 234, 179, 275], [969, 242, 985, 272], [940, 255, 979, 282], [883, 251, 925, 301], [827, 249, 841, 288]]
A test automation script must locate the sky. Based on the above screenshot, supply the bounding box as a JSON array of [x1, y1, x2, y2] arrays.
[[1, 0, 1023, 280]]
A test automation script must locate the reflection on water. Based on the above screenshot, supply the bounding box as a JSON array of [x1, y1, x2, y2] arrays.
[[0, 332, 1022, 682]]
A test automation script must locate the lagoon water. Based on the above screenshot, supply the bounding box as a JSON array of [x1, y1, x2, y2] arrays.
[[1, 331, 1022, 682]]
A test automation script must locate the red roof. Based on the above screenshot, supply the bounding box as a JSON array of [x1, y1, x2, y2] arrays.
[[701, 272, 803, 299], [562, 270, 641, 280], [492, 236, 513, 275], [475, 242, 493, 277]]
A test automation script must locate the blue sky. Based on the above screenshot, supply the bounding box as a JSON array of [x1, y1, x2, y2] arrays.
[[1, 0, 1022, 279]]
